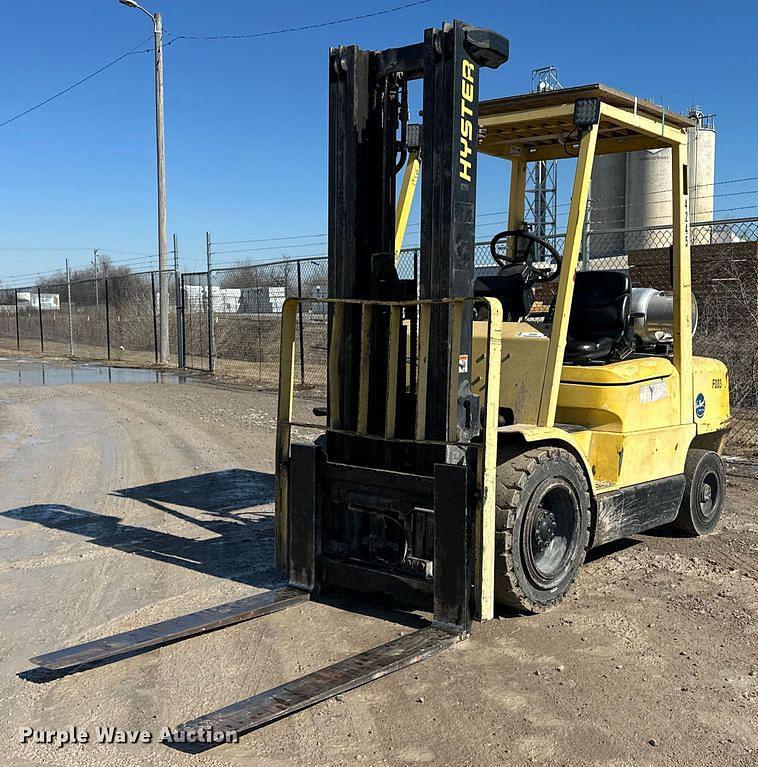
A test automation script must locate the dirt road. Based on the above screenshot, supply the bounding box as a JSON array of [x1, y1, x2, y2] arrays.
[[0, 361, 756, 766]]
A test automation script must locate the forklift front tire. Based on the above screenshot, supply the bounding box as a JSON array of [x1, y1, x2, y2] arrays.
[[494, 447, 590, 614], [673, 449, 726, 536]]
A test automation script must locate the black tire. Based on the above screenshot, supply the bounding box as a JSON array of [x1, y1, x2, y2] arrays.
[[495, 447, 591, 614], [673, 449, 726, 536]]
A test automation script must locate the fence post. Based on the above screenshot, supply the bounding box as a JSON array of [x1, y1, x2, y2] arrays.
[[296, 259, 305, 386], [36, 286, 44, 353], [104, 278, 111, 360], [254, 266, 263, 381], [14, 289, 19, 350], [65, 259, 74, 357], [174, 233, 185, 369], [93, 249, 100, 307], [180, 273, 186, 367], [151, 272, 159, 364], [206, 231, 215, 373]]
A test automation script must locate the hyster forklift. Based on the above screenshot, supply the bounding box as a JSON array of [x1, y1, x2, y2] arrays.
[[32, 20, 730, 748]]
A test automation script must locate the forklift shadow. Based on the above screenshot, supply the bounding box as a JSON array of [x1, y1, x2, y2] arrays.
[[2, 469, 279, 589], [113, 468, 275, 527]]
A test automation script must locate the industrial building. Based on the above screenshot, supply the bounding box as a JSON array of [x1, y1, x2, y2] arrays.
[[15, 291, 60, 311]]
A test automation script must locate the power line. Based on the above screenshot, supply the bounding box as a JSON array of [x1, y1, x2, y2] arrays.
[[560, 175, 758, 214], [214, 233, 328, 246], [0, 251, 158, 270], [0, 247, 161, 259], [171, 1, 433, 42], [0, 2, 433, 130], [98, 249, 161, 258], [212, 252, 328, 268], [0, 252, 161, 284], [588, 203, 758, 226], [210, 188, 758, 248], [0, 36, 154, 129], [216, 175, 758, 244], [681, 174, 758, 188], [212, 241, 329, 256], [218, 178, 758, 245], [0, 247, 92, 252], [571, 187, 758, 221], [3, 170, 758, 278], [90, 254, 158, 267]]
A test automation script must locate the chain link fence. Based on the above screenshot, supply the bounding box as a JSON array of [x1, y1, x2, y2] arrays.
[[182, 259, 329, 389], [181, 271, 212, 371], [0, 289, 15, 348], [0, 271, 179, 367], [587, 219, 758, 453], [1, 219, 756, 453]]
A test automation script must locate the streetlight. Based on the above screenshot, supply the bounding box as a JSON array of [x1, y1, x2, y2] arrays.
[[118, 0, 170, 365]]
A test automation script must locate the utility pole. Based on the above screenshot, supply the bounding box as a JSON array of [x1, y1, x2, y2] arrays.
[[118, 0, 170, 365], [154, 9, 169, 365]]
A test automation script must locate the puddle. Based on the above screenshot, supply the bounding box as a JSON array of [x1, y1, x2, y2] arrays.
[[0, 359, 191, 388]]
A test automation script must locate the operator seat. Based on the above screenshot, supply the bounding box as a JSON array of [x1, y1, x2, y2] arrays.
[[564, 270, 632, 363]]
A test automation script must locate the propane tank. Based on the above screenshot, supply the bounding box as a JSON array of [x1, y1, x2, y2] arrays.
[[630, 288, 698, 348]]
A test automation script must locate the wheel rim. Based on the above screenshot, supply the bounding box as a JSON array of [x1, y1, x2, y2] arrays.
[[522, 478, 580, 590], [697, 467, 720, 522]]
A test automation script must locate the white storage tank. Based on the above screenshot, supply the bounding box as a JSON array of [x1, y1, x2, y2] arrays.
[[589, 106, 716, 252], [686, 109, 716, 243], [625, 146, 673, 249], [589, 153, 626, 257]]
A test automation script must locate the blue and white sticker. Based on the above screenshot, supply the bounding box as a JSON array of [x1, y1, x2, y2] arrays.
[[695, 392, 706, 419]]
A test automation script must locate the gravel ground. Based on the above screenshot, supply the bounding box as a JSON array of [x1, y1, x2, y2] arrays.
[[0, 360, 756, 767]]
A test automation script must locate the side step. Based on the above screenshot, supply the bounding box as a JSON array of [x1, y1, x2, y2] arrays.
[[30, 587, 309, 671], [169, 626, 463, 752]]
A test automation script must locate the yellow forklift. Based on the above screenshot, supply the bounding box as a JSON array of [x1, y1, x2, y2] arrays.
[[31, 20, 729, 750]]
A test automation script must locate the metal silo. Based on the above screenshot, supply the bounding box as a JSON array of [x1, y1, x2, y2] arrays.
[[589, 153, 627, 257], [624, 147, 673, 249], [589, 106, 716, 253], [686, 109, 716, 244]]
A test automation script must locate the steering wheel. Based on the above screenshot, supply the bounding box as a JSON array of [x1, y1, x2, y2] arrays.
[[489, 229, 562, 283]]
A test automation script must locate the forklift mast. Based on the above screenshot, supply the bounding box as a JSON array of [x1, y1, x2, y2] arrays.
[[328, 21, 508, 439], [317, 21, 509, 630]]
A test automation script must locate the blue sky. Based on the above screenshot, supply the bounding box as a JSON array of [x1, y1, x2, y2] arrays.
[[0, 0, 756, 281]]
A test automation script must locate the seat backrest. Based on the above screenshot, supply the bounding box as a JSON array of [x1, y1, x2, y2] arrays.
[[568, 270, 631, 342]]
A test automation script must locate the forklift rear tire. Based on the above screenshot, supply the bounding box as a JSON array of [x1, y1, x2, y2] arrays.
[[672, 449, 726, 536], [495, 447, 590, 614]]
